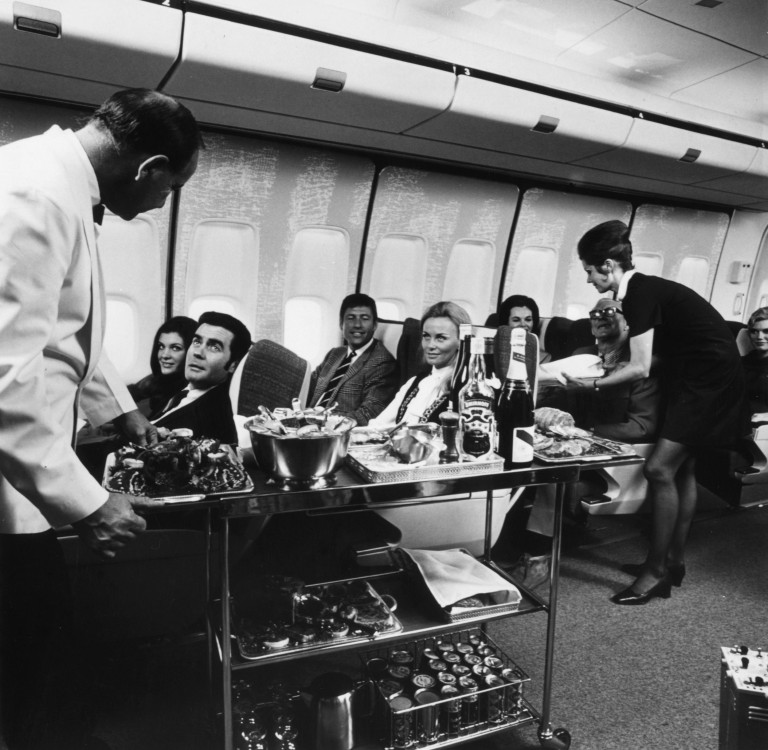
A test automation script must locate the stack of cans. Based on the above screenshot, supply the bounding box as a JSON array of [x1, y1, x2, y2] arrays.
[[364, 631, 528, 748]]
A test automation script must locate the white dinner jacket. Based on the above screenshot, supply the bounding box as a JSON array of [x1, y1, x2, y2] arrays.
[[0, 126, 135, 533]]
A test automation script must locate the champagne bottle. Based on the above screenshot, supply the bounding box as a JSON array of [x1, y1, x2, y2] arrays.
[[458, 336, 496, 462], [496, 328, 534, 468], [449, 324, 473, 411]]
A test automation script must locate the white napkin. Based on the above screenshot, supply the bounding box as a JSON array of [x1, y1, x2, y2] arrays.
[[400, 548, 521, 610], [539, 354, 603, 385]]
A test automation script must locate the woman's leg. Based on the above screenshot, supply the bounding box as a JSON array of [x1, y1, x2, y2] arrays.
[[632, 438, 692, 592], [668, 453, 697, 567]]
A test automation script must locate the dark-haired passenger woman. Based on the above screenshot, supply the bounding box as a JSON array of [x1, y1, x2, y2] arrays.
[[568, 220, 749, 605], [128, 315, 198, 417]]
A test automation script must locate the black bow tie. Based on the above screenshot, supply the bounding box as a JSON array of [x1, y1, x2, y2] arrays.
[[92, 204, 105, 225]]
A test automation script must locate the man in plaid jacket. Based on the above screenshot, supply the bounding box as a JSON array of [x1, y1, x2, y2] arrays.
[[308, 293, 397, 425]]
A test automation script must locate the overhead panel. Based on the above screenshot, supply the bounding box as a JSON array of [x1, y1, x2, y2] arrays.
[[573, 117, 758, 185], [406, 75, 633, 163], [694, 148, 768, 202], [163, 13, 456, 133], [0, 0, 182, 105]]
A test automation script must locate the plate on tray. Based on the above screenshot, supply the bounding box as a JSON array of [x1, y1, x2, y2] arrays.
[[103, 433, 252, 498], [233, 578, 403, 661], [347, 452, 504, 483], [533, 430, 636, 464]]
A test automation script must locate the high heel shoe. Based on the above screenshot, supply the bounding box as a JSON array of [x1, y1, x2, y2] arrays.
[[620, 563, 685, 587], [610, 578, 672, 605]]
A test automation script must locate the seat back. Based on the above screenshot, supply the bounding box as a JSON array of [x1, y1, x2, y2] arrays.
[[396, 317, 426, 384], [374, 318, 404, 360], [735, 326, 753, 356], [230, 339, 311, 416]]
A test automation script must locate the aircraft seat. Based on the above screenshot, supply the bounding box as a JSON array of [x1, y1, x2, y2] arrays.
[[229, 338, 312, 417]]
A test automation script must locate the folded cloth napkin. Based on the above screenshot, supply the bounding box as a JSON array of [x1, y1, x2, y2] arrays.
[[399, 548, 521, 612], [539, 353, 603, 385]]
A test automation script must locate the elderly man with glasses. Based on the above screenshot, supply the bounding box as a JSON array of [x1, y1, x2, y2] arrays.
[[565, 297, 662, 443]]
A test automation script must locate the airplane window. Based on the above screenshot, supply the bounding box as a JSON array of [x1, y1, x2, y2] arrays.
[[675, 257, 710, 297], [173, 133, 374, 347], [363, 167, 515, 320], [368, 233, 428, 320], [284, 298, 331, 366], [284, 226, 350, 364], [98, 214, 166, 382], [185, 219, 259, 330], [103, 298, 137, 375], [444, 239, 495, 324], [376, 301, 402, 321], [631, 205, 728, 298], [506, 246, 558, 316], [508, 188, 632, 319], [633, 253, 664, 276]]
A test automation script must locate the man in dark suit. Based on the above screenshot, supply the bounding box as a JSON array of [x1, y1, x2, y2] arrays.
[[308, 293, 397, 425], [152, 311, 251, 444]]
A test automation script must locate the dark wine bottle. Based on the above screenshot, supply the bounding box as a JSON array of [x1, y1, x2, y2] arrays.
[[448, 324, 473, 409], [496, 328, 534, 468]]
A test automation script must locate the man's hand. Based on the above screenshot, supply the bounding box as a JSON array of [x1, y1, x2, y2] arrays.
[[71, 493, 147, 559], [112, 409, 158, 446]]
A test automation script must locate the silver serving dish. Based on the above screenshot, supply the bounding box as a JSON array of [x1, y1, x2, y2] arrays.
[[389, 423, 440, 464], [245, 414, 356, 489]]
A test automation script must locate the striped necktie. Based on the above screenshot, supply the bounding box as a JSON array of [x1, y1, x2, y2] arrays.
[[317, 352, 354, 407]]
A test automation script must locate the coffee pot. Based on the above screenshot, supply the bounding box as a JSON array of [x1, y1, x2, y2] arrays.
[[300, 671, 373, 750]]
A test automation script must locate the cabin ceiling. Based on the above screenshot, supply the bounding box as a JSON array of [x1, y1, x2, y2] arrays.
[[200, 0, 767, 130], [1, 0, 765, 209]]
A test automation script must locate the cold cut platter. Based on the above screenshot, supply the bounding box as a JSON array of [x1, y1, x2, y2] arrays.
[[103, 428, 253, 498], [533, 426, 636, 463]]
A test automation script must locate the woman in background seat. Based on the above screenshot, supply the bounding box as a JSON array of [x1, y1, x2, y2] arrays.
[[743, 306, 768, 414], [368, 301, 471, 428], [498, 294, 551, 364], [128, 315, 198, 417]]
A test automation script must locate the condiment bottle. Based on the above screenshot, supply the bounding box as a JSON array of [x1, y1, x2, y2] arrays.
[[438, 401, 460, 463], [496, 328, 534, 468]]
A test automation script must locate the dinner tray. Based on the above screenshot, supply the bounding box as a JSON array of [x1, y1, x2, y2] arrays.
[[102, 444, 253, 499], [534, 435, 637, 464], [233, 579, 403, 661], [346, 452, 504, 483]]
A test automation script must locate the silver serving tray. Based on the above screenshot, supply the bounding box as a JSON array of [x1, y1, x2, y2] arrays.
[[102, 443, 253, 500], [534, 435, 637, 464]]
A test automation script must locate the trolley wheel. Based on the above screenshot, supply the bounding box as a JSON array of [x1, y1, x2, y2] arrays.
[[538, 727, 572, 750]]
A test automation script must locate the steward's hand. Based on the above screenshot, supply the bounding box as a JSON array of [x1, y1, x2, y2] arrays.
[[71, 493, 147, 559], [113, 409, 158, 446]]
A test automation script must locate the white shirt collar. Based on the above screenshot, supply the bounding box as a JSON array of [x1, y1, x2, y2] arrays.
[[347, 337, 375, 358], [616, 269, 637, 302]]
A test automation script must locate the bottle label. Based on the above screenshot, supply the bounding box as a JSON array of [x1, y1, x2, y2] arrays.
[[511, 425, 534, 463], [460, 399, 496, 461]]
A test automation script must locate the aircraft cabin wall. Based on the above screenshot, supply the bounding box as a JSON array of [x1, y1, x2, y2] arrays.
[[0, 93, 766, 386]]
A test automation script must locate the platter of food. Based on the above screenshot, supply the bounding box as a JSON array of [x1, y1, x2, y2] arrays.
[[103, 428, 253, 498], [233, 577, 402, 661], [533, 426, 636, 463], [347, 425, 504, 482]]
